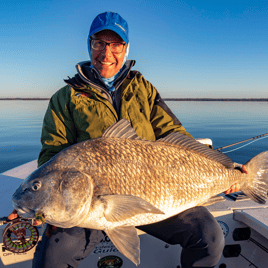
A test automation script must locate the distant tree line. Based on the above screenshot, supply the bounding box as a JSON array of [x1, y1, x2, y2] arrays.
[[1, 98, 268, 102], [0, 98, 50, 100], [163, 98, 268, 102]]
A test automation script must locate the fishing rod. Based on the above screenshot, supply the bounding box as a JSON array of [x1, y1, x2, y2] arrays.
[[216, 132, 268, 153]]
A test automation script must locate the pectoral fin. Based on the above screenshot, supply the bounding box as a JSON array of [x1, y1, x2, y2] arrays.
[[99, 194, 164, 222], [105, 226, 140, 266]]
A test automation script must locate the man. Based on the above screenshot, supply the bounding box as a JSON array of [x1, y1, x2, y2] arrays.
[[9, 11, 240, 268]]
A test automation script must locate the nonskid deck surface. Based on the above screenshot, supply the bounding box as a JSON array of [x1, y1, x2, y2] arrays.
[[1, 159, 268, 267]]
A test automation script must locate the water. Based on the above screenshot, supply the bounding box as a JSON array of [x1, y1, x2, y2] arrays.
[[168, 101, 268, 164], [0, 100, 268, 174], [0, 101, 48, 173]]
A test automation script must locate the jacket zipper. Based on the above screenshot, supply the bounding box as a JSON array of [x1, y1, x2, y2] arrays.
[[76, 61, 137, 121]]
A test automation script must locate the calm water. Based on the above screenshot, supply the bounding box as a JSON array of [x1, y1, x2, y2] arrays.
[[0, 100, 268, 173]]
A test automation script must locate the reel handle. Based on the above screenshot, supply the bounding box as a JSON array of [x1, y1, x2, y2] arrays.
[[0, 217, 10, 226], [0, 216, 35, 226]]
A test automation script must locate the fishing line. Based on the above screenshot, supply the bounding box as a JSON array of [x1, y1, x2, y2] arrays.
[[221, 136, 268, 154], [216, 132, 268, 153]]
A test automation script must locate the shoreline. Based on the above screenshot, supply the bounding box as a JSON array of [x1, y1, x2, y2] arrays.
[[163, 98, 268, 102], [0, 98, 50, 100], [1, 98, 268, 102]]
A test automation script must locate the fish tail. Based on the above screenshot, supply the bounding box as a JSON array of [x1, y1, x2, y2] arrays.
[[242, 151, 268, 204]]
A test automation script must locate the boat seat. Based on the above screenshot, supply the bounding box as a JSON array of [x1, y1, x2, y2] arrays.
[[233, 209, 268, 240]]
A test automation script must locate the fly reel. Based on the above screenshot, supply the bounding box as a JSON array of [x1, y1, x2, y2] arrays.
[[1, 217, 39, 253]]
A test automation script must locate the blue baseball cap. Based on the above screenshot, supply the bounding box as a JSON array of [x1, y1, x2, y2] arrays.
[[88, 12, 129, 43]]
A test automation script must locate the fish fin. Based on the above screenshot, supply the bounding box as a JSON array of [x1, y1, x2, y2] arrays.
[[242, 151, 268, 204], [105, 226, 140, 266], [102, 118, 142, 140], [99, 194, 164, 222], [158, 132, 234, 169], [200, 195, 226, 206]]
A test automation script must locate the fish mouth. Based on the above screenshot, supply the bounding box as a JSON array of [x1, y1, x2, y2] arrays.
[[13, 205, 35, 219]]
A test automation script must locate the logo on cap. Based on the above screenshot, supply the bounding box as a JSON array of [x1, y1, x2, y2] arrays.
[[115, 23, 126, 32]]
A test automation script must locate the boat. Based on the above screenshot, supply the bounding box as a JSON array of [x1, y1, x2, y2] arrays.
[[1, 139, 268, 268]]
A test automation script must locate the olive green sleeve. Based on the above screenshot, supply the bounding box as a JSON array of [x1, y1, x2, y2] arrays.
[[38, 86, 77, 167], [146, 81, 193, 140]]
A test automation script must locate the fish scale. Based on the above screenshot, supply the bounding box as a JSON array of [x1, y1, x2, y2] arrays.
[[11, 119, 268, 265], [81, 138, 234, 216]]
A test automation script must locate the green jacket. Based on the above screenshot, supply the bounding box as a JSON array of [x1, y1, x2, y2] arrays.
[[38, 60, 193, 167]]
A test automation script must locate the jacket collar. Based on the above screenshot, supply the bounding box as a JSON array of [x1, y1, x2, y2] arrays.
[[64, 60, 136, 95]]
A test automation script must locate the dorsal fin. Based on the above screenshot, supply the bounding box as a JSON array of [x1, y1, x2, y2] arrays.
[[102, 119, 233, 169], [102, 119, 142, 140], [158, 132, 234, 169]]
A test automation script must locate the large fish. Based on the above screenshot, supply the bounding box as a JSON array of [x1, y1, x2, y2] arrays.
[[12, 119, 268, 265]]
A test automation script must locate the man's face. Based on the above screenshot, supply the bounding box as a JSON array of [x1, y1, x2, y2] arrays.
[[90, 30, 127, 78]]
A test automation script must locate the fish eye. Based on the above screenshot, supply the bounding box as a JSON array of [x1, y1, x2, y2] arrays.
[[32, 181, 42, 191]]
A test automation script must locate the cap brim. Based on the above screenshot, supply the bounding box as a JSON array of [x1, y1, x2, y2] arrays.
[[89, 25, 128, 43]]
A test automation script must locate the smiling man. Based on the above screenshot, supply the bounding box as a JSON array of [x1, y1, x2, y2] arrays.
[[9, 11, 243, 268], [90, 31, 127, 78]]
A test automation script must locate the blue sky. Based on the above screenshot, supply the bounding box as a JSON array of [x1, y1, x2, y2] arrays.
[[1, 0, 267, 98]]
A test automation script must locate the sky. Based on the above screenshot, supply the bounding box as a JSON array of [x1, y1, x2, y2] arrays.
[[1, 0, 267, 98]]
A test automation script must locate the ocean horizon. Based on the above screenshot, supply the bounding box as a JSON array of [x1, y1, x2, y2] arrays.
[[1, 98, 268, 101]]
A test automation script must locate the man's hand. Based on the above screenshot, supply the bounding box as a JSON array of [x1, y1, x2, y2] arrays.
[[224, 183, 240, 194], [223, 165, 248, 194], [33, 219, 43, 226], [8, 209, 19, 220], [8, 209, 43, 226]]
